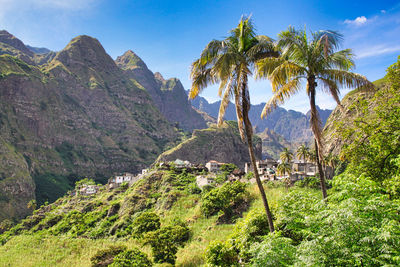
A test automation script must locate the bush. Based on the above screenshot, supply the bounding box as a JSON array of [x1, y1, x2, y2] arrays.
[[90, 245, 126, 267], [131, 211, 160, 237], [294, 176, 320, 189], [204, 241, 238, 267], [201, 181, 249, 219], [109, 248, 152, 267], [249, 233, 296, 266], [143, 222, 191, 265]]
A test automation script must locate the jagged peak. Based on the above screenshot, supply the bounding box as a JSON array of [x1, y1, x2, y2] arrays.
[[154, 72, 165, 82], [49, 35, 117, 71], [115, 50, 148, 70], [0, 29, 33, 56]]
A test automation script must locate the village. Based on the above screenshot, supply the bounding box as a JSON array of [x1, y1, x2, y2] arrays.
[[74, 157, 331, 196]]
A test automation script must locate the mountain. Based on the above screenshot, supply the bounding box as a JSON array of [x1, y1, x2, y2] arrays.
[[156, 121, 262, 169], [116, 50, 209, 131], [0, 33, 182, 221], [26, 45, 51, 54], [257, 128, 293, 159], [189, 93, 332, 144], [323, 78, 386, 155]]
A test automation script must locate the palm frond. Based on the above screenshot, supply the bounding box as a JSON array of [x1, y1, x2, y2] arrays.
[[321, 69, 374, 90], [261, 77, 301, 118]]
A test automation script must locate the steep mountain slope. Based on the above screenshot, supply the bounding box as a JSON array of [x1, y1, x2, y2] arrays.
[[190, 94, 332, 144], [156, 121, 262, 169], [116, 51, 208, 131], [0, 34, 180, 220], [257, 128, 292, 159], [323, 79, 386, 155], [0, 30, 56, 65], [0, 137, 35, 222]]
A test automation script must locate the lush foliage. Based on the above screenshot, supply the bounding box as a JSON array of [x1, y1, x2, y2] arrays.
[[109, 248, 152, 267], [131, 212, 161, 237], [340, 56, 400, 198], [143, 221, 190, 265], [201, 181, 249, 220]]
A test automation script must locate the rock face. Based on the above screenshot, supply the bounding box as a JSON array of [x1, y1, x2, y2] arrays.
[[257, 128, 292, 159], [0, 33, 180, 218], [116, 50, 208, 131], [190, 93, 332, 144], [156, 121, 262, 169], [0, 138, 35, 222], [323, 84, 380, 155]]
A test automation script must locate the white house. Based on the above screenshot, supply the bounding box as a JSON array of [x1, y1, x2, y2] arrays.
[[196, 175, 215, 188], [205, 160, 225, 172], [108, 172, 135, 189], [79, 184, 98, 195]]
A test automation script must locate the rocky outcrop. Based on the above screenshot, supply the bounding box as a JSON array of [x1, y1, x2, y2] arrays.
[[0, 34, 179, 215], [116, 50, 208, 131], [323, 85, 379, 155], [257, 128, 292, 159], [156, 121, 262, 169]]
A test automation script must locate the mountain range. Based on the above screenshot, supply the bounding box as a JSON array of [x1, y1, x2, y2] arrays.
[[190, 93, 332, 144], [0, 29, 332, 222], [0, 30, 210, 221]]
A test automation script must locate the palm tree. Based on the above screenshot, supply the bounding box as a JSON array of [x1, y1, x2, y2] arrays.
[[277, 161, 292, 189], [297, 144, 309, 163], [256, 26, 373, 199], [324, 152, 339, 179], [189, 16, 276, 232], [280, 147, 294, 163]]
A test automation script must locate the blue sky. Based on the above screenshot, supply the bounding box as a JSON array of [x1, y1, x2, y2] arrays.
[[1, 0, 399, 113]]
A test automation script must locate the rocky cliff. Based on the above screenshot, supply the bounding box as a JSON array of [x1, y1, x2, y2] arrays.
[[0, 33, 180, 220], [256, 128, 292, 159], [322, 80, 384, 155], [156, 121, 262, 169], [116, 51, 209, 131]]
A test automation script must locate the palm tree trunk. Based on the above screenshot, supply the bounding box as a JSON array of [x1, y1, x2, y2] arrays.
[[308, 78, 328, 200], [243, 114, 275, 232]]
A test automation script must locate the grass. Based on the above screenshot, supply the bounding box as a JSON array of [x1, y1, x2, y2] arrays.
[[0, 234, 147, 267], [0, 180, 314, 266]]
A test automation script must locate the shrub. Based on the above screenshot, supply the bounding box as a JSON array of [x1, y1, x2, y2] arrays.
[[204, 241, 238, 267], [249, 233, 296, 266], [201, 181, 248, 219], [90, 245, 126, 267], [109, 248, 152, 267], [131, 211, 160, 237], [143, 222, 191, 265]]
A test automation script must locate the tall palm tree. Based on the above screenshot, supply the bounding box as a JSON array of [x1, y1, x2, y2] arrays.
[[189, 16, 276, 232], [297, 144, 309, 163], [277, 161, 292, 189], [277, 161, 291, 177], [256, 26, 373, 199], [280, 147, 294, 163]]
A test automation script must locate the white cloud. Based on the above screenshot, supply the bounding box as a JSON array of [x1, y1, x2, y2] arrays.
[[357, 44, 400, 59], [344, 16, 368, 26]]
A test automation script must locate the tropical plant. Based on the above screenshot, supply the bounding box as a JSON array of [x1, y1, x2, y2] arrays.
[[188, 16, 277, 231], [296, 144, 309, 163], [280, 148, 294, 163], [256, 26, 373, 199], [277, 162, 291, 179]]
